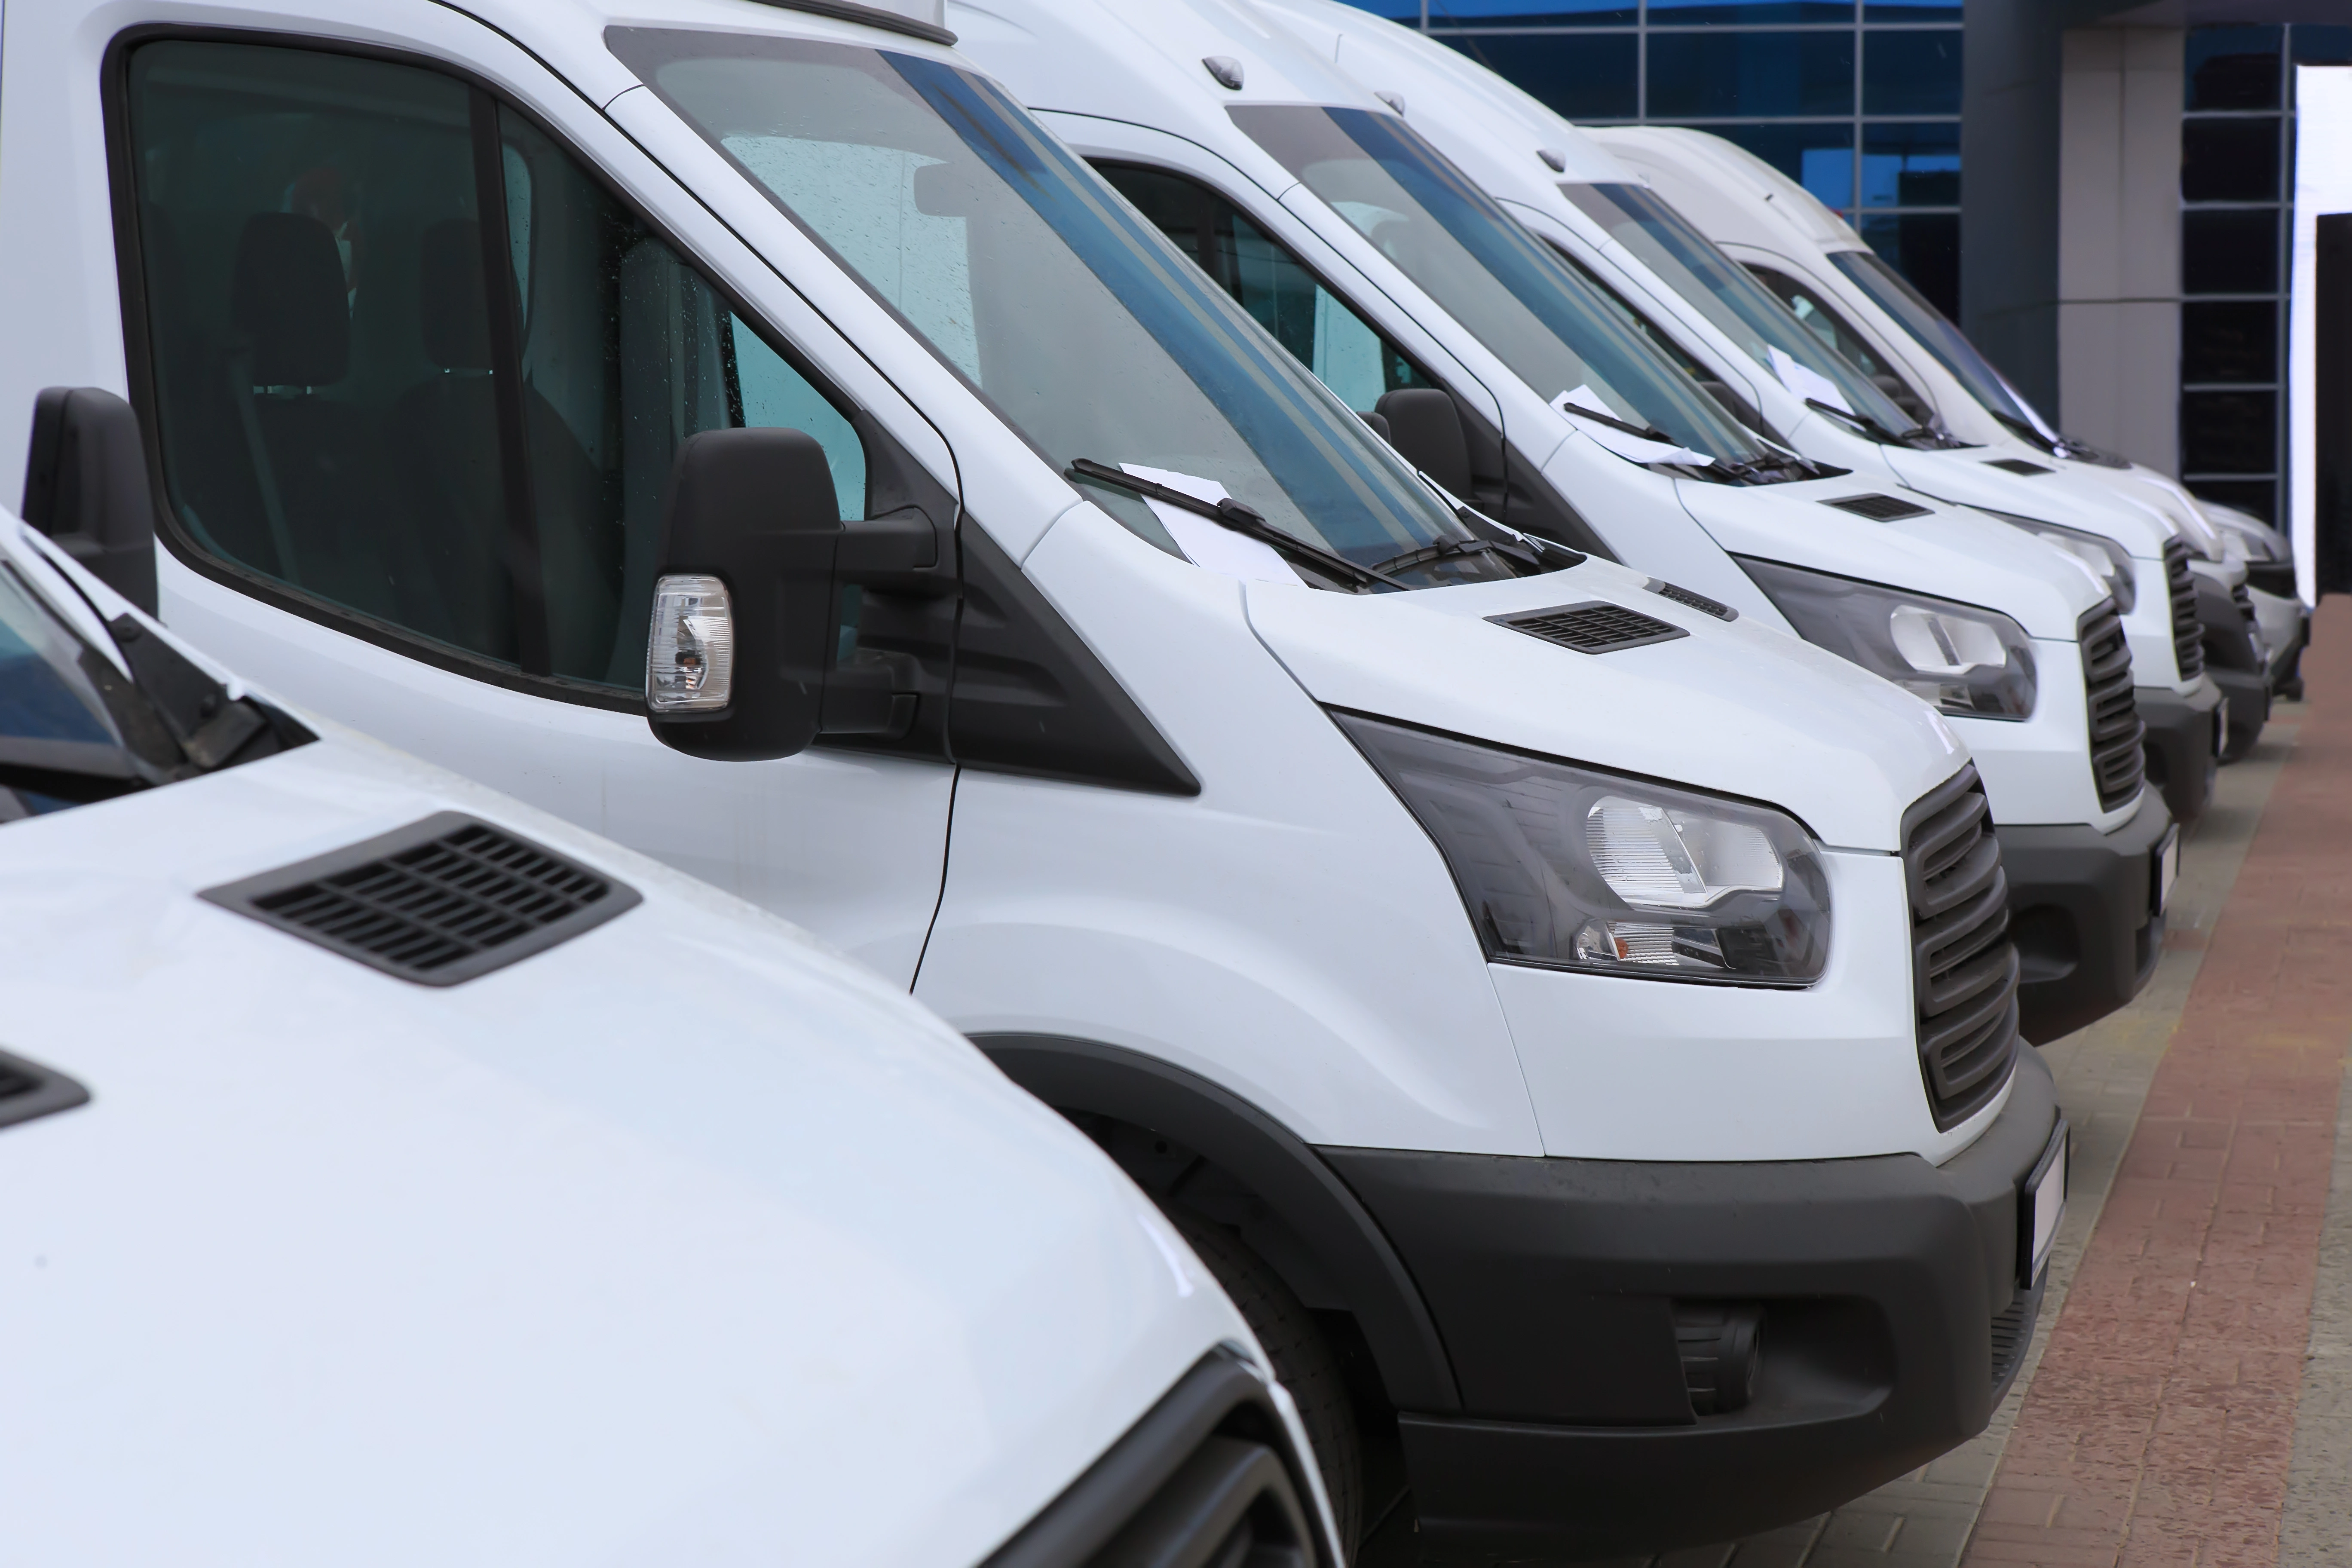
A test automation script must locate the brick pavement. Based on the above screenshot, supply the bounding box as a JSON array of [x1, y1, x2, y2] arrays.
[[1960, 603, 2352, 1568]]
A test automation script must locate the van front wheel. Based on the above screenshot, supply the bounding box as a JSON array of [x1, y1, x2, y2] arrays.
[[1172, 1210, 1363, 1552]]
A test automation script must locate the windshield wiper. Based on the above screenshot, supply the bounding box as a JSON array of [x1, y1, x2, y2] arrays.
[[1804, 398, 1948, 449], [1554, 401, 1677, 445], [1067, 459, 1408, 591]]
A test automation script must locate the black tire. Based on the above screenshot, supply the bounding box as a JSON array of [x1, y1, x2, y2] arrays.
[[1172, 1210, 1363, 1553]]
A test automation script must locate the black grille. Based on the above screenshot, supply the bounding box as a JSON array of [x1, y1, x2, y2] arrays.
[[2231, 579, 2257, 629], [2165, 538, 2205, 680], [983, 1350, 1331, 1568], [1822, 493, 1934, 521], [1901, 768, 2021, 1130], [202, 813, 640, 986], [1646, 578, 1737, 621], [2079, 604, 2147, 813], [1985, 458, 2055, 476], [1490, 601, 1689, 653]]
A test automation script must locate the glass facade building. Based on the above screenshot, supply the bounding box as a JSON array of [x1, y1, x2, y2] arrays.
[[2177, 22, 2352, 526], [1344, 1, 1966, 318]]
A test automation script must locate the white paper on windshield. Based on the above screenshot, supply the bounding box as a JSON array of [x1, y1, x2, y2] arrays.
[[1767, 346, 1853, 414], [1121, 463, 1302, 585], [1550, 387, 1715, 468]]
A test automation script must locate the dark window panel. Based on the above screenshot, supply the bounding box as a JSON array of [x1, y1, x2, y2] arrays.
[[1862, 30, 1962, 116], [2185, 478, 2275, 525], [1863, 0, 1960, 18], [2182, 208, 2280, 295], [1646, 31, 1854, 118], [1443, 32, 1638, 117], [1677, 122, 1856, 206], [1643, 0, 1852, 20], [2185, 24, 2282, 111], [1338, 0, 1423, 16], [1421, 0, 1636, 22], [2293, 24, 2352, 67], [2181, 300, 2278, 383], [1858, 211, 1959, 320], [2181, 116, 2280, 202], [2180, 389, 2277, 473], [1860, 120, 1959, 206]]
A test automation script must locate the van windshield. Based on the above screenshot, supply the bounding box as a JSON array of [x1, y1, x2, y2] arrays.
[[607, 31, 1520, 589], [1827, 248, 2057, 446], [1229, 105, 1767, 472], [1560, 183, 1926, 443]]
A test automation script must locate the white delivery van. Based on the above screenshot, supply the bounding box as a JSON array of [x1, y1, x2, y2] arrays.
[[0, 509, 1334, 1568], [1582, 122, 2308, 708], [1253, 0, 2246, 799], [952, 0, 2168, 1044], [0, 0, 2064, 1558]]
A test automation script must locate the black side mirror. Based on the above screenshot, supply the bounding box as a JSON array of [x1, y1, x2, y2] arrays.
[[646, 427, 947, 762], [21, 387, 159, 614], [1373, 387, 1472, 497]]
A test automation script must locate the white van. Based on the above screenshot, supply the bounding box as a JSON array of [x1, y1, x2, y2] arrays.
[[1583, 122, 2307, 710], [952, 0, 2168, 1044], [0, 510, 1333, 1567], [0, 0, 2064, 1558], [1251, 0, 2245, 804]]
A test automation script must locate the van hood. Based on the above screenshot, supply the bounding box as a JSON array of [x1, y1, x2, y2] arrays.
[[1673, 475, 2110, 640], [1880, 445, 2188, 559], [1246, 553, 1965, 851], [0, 732, 1237, 1567]]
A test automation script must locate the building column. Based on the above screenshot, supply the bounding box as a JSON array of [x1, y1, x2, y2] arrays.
[[1962, 0, 2066, 416], [2058, 26, 2185, 470]]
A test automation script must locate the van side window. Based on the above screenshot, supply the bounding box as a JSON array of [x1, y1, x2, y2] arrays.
[[1093, 162, 1438, 413], [122, 40, 867, 692], [1745, 266, 1933, 427]]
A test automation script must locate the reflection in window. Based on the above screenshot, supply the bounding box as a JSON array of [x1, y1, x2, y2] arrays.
[[1646, 32, 1856, 119], [1438, 33, 1636, 120]]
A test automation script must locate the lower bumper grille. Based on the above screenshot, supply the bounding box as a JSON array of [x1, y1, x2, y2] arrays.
[[1902, 767, 2021, 1129], [2079, 603, 2146, 813]]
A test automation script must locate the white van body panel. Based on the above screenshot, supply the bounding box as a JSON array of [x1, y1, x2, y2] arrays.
[[0, 521, 1273, 1568]]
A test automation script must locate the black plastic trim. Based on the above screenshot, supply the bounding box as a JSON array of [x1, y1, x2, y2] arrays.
[[1997, 805, 2169, 1044], [1333, 1049, 2061, 1560], [975, 1034, 1456, 1411], [0, 1048, 92, 1132], [200, 812, 641, 984], [2137, 680, 2222, 827], [980, 1347, 1335, 1568]]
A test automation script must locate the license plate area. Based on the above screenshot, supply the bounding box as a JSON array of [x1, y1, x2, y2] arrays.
[[2153, 824, 2180, 918], [2018, 1118, 2070, 1289]]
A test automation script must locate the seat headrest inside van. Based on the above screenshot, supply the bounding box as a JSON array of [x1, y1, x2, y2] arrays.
[[230, 212, 349, 386]]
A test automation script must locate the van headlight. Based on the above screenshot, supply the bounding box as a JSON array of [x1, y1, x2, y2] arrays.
[[1975, 511, 2136, 612], [1338, 713, 1831, 986], [1739, 559, 2037, 720]]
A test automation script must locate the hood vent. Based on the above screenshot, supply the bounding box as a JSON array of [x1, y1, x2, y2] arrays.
[[0, 1047, 89, 1132], [1987, 458, 2055, 476], [1491, 601, 1689, 654], [1646, 579, 1737, 621], [1822, 493, 1935, 521], [202, 813, 640, 986]]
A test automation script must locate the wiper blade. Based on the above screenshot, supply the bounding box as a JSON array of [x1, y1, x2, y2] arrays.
[[1369, 536, 1512, 576], [1554, 401, 1677, 445], [1067, 459, 1407, 591], [1806, 398, 1952, 449]]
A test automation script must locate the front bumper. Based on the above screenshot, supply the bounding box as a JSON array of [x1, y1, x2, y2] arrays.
[[1326, 1051, 2063, 1560], [2138, 680, 2222, 826], [1999, 799, 2171, 1044]]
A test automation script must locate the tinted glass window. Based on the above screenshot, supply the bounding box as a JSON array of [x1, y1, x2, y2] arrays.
[[1563, 182, 1915, 432], [2186, 25, 2282, 111], [2180, 390, 2275, 473], [1853, 211, 1960, 321], [2181, 300, 2277, 384], [615, 31, 1505, 587], [1645, 32, 1855, 119], [1860, 121, 1960, 207], [126, 40, 867, 690], [1747, 266, 1930, 422], [1861, 30, 1961, 116], [1440, 33, 1638, 119], [2181, 118, 2281, 203], [1231, 105, 1763, 466], [1093, 162, 1438, 413], [2183, 208, 2280, 296]]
